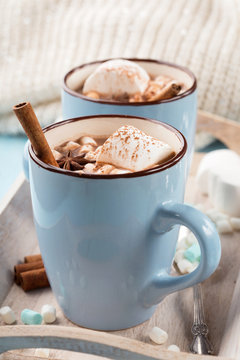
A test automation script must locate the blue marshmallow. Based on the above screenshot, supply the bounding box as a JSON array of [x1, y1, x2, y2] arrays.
[[21, 309, 42, 325], [184, 243, 201, 263]]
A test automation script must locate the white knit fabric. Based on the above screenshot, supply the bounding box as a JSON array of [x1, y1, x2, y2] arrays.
[[1, 0, 240, 145]]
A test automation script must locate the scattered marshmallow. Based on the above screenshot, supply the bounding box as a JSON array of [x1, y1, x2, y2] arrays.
[[205, 208, 219, 223], [149, 326, 168, 344], [174, 249, 185, 263], [177, 259, 196, 274], [167, 344, 180, 352], [184, 243, 201, 263], [79, 136, 97, 147], [216, 219, 233, 234], [41, 304, 56, 324], [185, 232, 198, 247], [0, 306, 16, 324], [196, 150, 240, 216], [230, 217, 240, 231], [34, 348, 50, 357], [21, 309, 42, 325]]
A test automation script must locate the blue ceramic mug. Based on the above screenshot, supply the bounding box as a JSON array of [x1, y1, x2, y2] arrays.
[[24, 115, 220, 331], [62, 59, 197, 168]]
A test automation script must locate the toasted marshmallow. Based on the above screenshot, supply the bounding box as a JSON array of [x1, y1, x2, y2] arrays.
[[82, 59, 150, 97], [96, 125, 174, 172]]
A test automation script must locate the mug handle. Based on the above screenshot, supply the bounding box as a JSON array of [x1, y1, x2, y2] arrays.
[[141, 201, 221, 307], [23, 140, 30, 181]]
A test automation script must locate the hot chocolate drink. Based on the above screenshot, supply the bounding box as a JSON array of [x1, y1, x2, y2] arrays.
[[52, 125, 175, 175], [81, 59, 184, 103]]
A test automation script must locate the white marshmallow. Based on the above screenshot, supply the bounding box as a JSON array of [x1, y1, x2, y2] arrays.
[[34, 349, 50, 357], [196, 150, 240, 216], [174, 249, 185, 263], [177, 259, 196, 274], [186, 232, 198, 247], [97, 125, 174, 172], [41, 304, 56, 324], [167, 344, 180, 352], [64, 141, 80, 151], [80, 145, 94, 153], [83, 59, 150, 96], [0, 306, 16, 324], [230, 217, 240, 230], [79, 136, 97, 147], [149, 326, 168, 344], [110, 168, 131, 175], [216, 219, 233, 234], [84, 163, 96, 174], [96, 165, 115, 175]]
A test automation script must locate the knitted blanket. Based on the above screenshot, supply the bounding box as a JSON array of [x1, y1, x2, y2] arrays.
[[1, 0, 240, 147]]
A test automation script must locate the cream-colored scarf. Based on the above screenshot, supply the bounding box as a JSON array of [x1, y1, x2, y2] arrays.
[[1, 0, 240, 148]]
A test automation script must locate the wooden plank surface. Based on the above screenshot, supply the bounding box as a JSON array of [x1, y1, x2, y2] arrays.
[[1, 110, 240, 359], [0, 155, 238, 360]]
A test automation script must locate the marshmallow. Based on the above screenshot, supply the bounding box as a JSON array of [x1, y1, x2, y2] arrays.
[[174, 249, 185, 263], [0, 306, 16, 324], [80, 145, 94, 153], [79, 136, 97, 147], [110, 168, 131, 175], [149, 326, 168, 344], [84, 163, 96, 174], [184, 243, 201, 263], [41, 304, 56, 324], [177, 259, 197, 274], [167, 345, 180, 352], [21, 309, 42, 325], [96, 164, 115, 175], [64, 141, 80, 151], [96, 125, 174, 172], [196, 150, 240, 216], [216, 219, 233, 234], [34, 349, 50, 357], [83, 59, 150, 97], [230, 217, 240, 230]]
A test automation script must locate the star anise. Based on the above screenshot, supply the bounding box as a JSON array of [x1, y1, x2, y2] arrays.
[[57, 151, 95, 171]]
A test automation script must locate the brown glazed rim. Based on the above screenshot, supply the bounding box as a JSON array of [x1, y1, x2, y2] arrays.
[[29, 114, 187, 179], [63, 58, 197, 106]]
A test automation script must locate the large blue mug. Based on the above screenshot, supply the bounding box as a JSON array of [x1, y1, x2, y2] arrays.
[[62, 59, 197, 168], [24, 115, 220, 330]]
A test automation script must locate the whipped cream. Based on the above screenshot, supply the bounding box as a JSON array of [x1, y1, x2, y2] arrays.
[[96, 125, 174, 172], [82, 59, 150, 97]]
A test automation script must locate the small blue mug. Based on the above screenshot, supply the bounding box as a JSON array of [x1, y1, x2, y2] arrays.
[[24, 115, 220, 331], [62, 59, 197, 168]]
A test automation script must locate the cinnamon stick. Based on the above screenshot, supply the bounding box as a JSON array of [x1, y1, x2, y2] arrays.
[[14, 260, 44, 285], [148, 82, 182, 101], [13, 102, 59, 167], [24, 254, 42, 263], [19, 268, 50, 292]]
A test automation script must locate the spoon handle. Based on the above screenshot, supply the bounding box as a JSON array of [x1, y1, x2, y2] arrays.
[[190, 283, 214, 355]]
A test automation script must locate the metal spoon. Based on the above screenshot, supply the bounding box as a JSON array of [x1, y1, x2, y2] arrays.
[[173, 262, 213, 355], [190, 283, 213, 355]]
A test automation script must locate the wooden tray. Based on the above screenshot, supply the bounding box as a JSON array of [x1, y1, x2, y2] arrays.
[[1, 110, 240, 360]]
